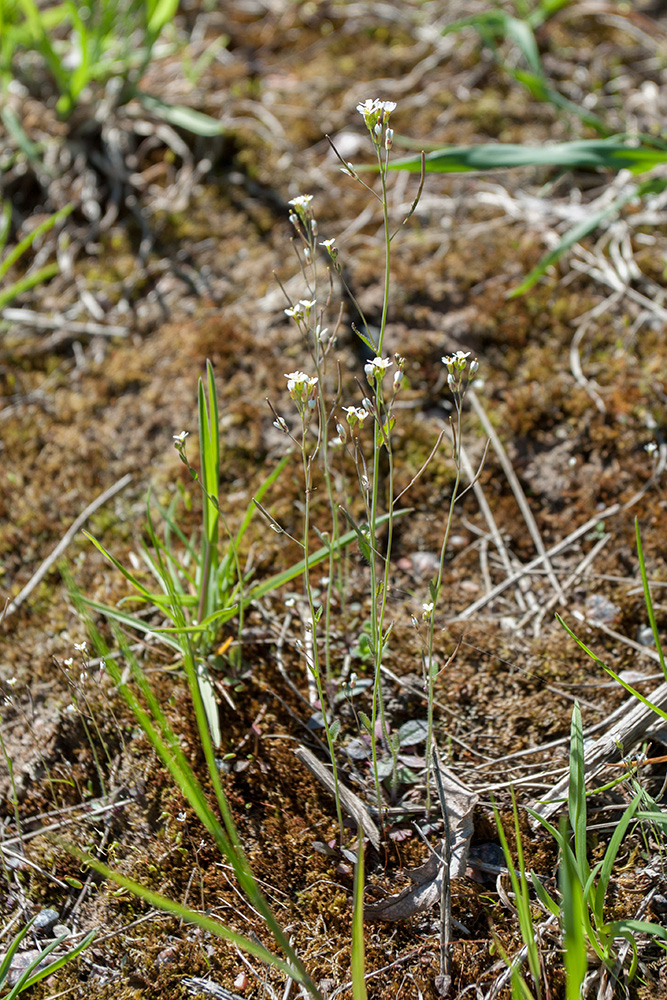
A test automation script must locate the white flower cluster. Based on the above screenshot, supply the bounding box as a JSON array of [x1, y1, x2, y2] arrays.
[[364, 356, 392, 384], [285, 299, 317, 321], [343, 405, 370, 426], [284, 370, 319, 409], [441, 350, 478, 395], [356, 99, 397, 149]]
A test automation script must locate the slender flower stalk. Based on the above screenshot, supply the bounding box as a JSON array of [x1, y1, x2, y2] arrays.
[[423, 351, 478, 809], [284, 368, 345, 841]]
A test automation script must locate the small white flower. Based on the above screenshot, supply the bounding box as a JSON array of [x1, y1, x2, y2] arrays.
[[422, 602, 434, 621], [284, 305, 303, 320], [273, 416, 288, 433], [6, 676, 17, 687], [393, 371, 403, 390], [442, 351, 471, 371], [65, 703, 77, 714], [63, 657, 74, 667], [364, 356, 393, 383], [177, 811, 187, 822], [343, 405, 369, 425], [645, 442, 658, 454], [299, 299, 317, 313], [288, 194, 313, 210], [356, 98, 379, 118], [173, 431, 189, 444], [319, 239, 336, 249], [74, 641, 87, 653], [284, 371, 318, 406]]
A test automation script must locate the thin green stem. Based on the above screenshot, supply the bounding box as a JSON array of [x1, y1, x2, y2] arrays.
[[301, 443, 345, 842], [424, 404, 463, 810]]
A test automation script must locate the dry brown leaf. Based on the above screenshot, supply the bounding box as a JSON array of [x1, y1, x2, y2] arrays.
[[365, 765, 477, 921]]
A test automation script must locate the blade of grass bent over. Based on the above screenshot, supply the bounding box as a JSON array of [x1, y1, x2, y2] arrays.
[[635, 517, 667, 681]]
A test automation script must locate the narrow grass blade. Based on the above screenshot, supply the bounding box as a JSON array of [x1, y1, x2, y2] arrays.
[[387, 139, 667, 176], [82, 529, 158, 601], [508, 186, 636, 297], [568, 704, 589, 883], [594, 795, 641, 920], [0, 263, 60, 308], [635, 518, 667, 681], [0, 917, 35, 984], [57, 848, 304, 983], [494, 794, 541, 998], [559, 818, 588, 1000], [138, 93, 225, 136], [0, 203, 72, 280], [6, 930, 96, 998], [351, 831, 367, 1000], [557, 614, 667, 721]]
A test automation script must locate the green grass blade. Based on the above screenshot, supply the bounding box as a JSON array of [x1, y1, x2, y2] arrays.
[[0, 202, 11, 254], [0, 263, 60, 308], [0, 204, 72, 280], [82, 529, 159, 602], [244, 508, 411, 604], [387, 139, 667, 176], [78, 596, 181, 651], [635, 518, 667, 681], [558, 613, 667, 720], [351, 831, 367, 1000], [509, 185, 636, 297], [595, 795, 641, 917], [0, 917, 35, 984], [531, 870, 559, 917], [568, 703, 589, 883], [527, 0, 573, 29], [138, 93, 226, 136], [58, 847, 307, 984], [7, 930, 96, 997], [559, 818, 588, 1000], [494, 795, 541, 998]]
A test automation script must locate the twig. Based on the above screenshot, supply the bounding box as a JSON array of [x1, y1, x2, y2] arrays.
[[3, 473, 132, 620], [458, 442, 527, 613], [2, 307, 128, 337], [294, 746, 381, 849], [433, 749, 452, 997], [468, 389, 565, 606]]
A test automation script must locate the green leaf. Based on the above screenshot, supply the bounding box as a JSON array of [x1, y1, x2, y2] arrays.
[[359, 712, 372, 735], [339, 507, 373, 564], [387, 139, 667, 176], [138, 92, 225, 136]]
